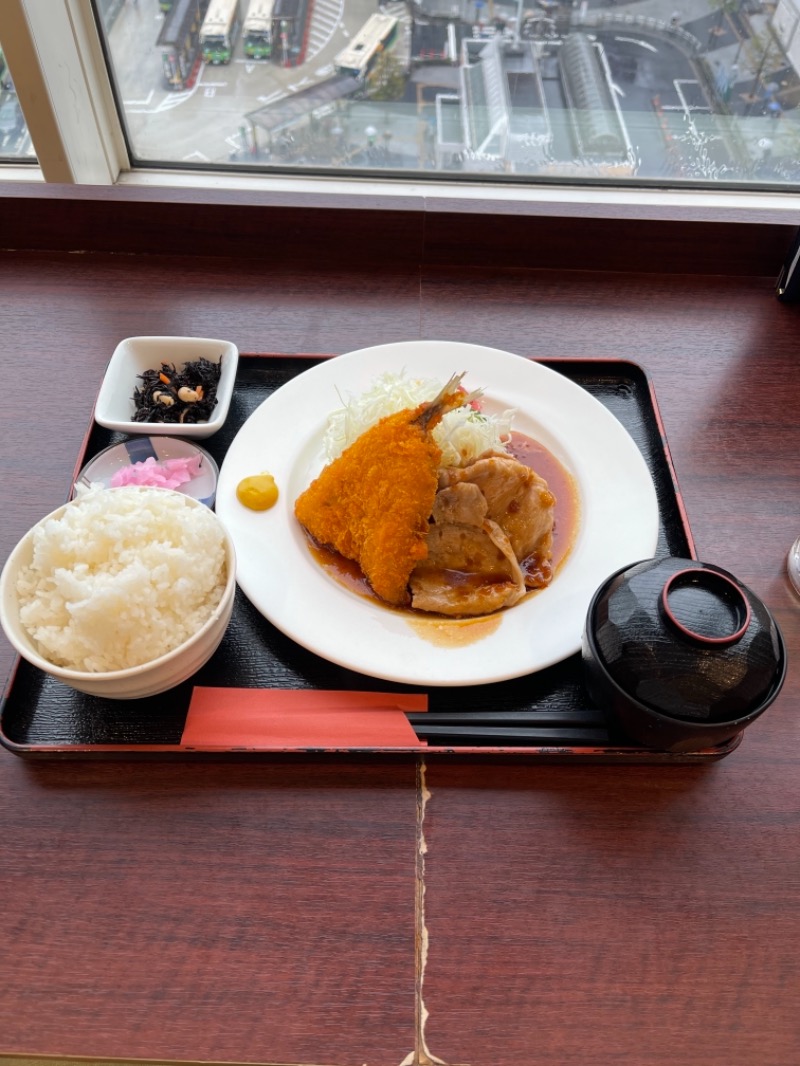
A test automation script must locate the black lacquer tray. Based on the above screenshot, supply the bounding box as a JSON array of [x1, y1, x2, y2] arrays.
[[0, 355, 741, 761]]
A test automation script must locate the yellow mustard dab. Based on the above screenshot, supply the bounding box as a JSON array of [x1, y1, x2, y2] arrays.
[[236, 473, 279, 511]]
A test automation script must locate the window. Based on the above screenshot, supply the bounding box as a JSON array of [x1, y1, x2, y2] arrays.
[[2, 0, 800, 194], [97, 0, 800, 186], [0, 38, 34, 162]]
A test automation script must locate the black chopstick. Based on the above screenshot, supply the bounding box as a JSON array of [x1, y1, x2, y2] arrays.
[[410, 724, 610, 744], [406, 709, 604, 727]]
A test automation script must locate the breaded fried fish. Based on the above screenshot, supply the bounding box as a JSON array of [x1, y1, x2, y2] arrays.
[[295, 374, 473, 606]]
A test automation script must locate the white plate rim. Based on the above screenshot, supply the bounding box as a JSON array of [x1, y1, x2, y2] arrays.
[[216, 341, 660, 686]]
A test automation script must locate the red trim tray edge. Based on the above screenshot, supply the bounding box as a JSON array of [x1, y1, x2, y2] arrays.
[[0, 353, 736, 763]]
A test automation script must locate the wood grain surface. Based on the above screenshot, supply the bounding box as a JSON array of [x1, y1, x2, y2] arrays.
[[0, 182, 795, 275], [0, 213, 799, 1066]]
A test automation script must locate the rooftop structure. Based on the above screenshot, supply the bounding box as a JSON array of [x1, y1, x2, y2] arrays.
[[559, 33, 626, 156], [433, 28, 634, 172]]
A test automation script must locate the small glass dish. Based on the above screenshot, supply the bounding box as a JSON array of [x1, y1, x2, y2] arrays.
[[788, 537, 800, 597], [73, 437, 219, 507]]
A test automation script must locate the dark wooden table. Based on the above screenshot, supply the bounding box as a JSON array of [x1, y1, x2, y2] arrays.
[[1, 225, 799, 1065]]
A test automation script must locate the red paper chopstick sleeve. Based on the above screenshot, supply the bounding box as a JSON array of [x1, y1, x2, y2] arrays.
[[181, 687, 428, 749]]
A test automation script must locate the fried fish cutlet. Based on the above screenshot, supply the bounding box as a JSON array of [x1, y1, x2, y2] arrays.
[[294, 375, 472, 606]]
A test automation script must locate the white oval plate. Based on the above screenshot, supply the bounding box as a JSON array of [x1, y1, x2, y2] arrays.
[[216, 341, 659, 687]]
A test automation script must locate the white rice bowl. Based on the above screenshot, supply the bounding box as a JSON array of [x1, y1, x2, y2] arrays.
[[0, 486, 236, 699]]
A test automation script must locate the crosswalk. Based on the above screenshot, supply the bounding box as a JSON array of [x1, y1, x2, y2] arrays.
[[381, 0, 412, 27], [306, 0, 345, 61]]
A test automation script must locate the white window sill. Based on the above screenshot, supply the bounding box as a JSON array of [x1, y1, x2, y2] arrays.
[[115, 167, 800, 220]]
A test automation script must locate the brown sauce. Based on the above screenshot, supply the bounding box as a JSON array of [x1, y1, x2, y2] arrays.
[[407, 611, 503, 646], [308, 540, 375, 601], [505, 431, 579, 575], [304, 432, 581, 645]]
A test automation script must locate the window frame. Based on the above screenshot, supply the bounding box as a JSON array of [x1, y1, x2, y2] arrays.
[[0, 0, 125, 181], [0, 0, 798, 227]]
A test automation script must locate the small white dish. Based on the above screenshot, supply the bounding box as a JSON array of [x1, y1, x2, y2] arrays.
[[94, 336, 239, 439]]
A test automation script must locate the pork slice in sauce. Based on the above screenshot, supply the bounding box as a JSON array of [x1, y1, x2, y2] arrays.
[[409, 481, 527, 616], [438, 454, 555, 586]]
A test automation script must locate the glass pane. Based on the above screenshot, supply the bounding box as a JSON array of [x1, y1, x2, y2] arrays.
[[94, 0, 800, 186], [0, 39, 35, 162]]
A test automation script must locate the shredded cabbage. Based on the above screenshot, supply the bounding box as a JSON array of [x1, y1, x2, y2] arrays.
[[322, 371, 515, 468]]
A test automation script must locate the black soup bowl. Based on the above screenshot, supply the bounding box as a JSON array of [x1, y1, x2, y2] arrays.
[[582, 557, 787, 753]]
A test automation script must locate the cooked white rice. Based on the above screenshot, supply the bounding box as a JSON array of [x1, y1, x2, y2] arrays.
[[16, 486, 227, 673]]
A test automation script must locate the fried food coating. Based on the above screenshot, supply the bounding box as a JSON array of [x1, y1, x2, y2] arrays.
[[295, 407, 443, 606]]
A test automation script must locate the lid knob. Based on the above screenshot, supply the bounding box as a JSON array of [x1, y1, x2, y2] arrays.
[[659, 568, 751, 647]]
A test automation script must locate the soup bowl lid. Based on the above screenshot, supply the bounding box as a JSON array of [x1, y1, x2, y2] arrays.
[[587, 557, 785, 724]]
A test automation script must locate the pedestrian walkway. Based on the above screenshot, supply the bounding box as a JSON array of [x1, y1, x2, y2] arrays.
[[306, 0, 345, 61], [382, 0, 412, 26], [615, 0, 800, 122], [682, 10, 741, 53]]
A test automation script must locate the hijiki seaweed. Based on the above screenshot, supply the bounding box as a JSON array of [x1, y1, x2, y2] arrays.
[[133, 358, 222, 424]]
